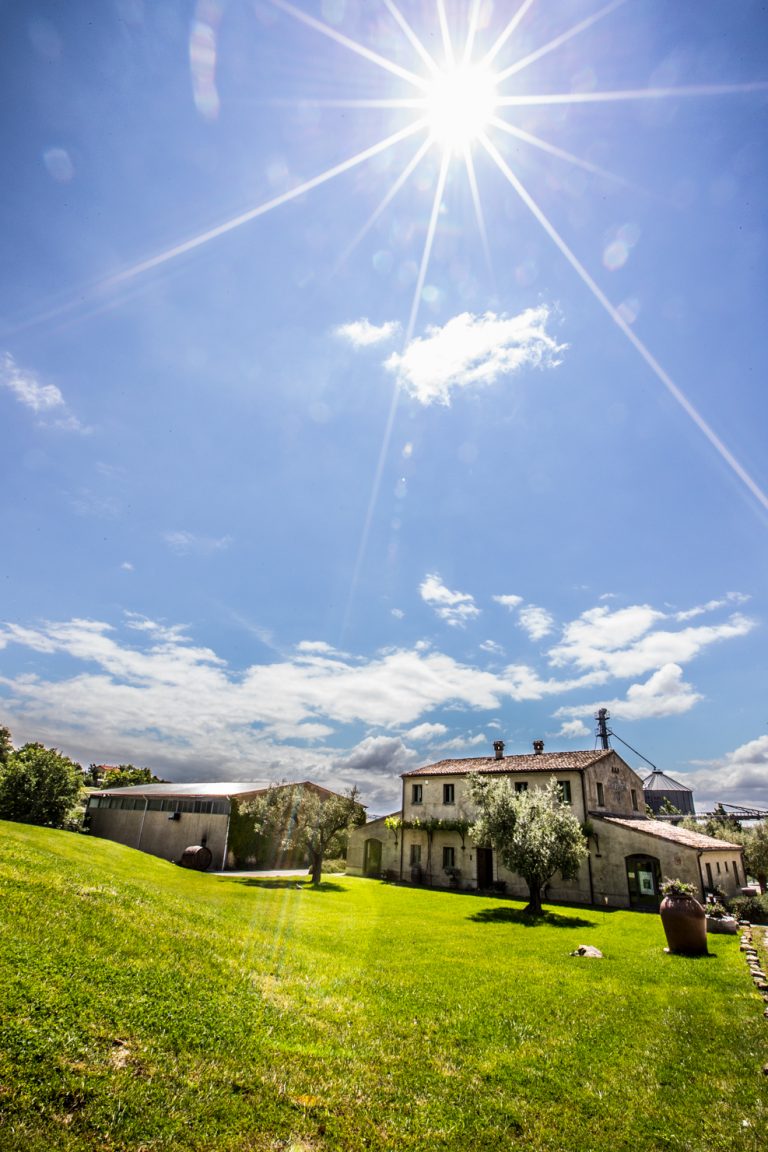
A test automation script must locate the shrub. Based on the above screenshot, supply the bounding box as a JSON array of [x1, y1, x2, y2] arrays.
[[730, 893, 768, 924]]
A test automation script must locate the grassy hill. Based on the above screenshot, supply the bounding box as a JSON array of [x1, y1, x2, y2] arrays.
[[0, 823, 766, 1151]]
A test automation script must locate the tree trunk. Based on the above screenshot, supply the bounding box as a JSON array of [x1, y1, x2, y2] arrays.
[[310, 852, 323, 886], [524, 879, 543, 916]]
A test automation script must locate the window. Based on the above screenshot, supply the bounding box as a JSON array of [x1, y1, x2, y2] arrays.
[[442, 846, 455, 869], [410, 844, 421, 865], [716, 861, 721, 874], [596, 782, 605, 806], [558, 780, 572, 805], [724, 860, 729, 872], [514, 781, 528, 793], [443, 783, 455, 805], [631, 789, 638, 811], [733, 860, 740, 883], [411, 784, 423, 804]]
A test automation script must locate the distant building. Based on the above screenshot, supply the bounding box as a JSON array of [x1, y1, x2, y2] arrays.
[[348, 742, 742, 907], [86, 780, 342, 870], [642, 769, 695, 816]]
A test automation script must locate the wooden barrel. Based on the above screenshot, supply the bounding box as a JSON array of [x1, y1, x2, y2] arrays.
[[179, 844, 213, 871]]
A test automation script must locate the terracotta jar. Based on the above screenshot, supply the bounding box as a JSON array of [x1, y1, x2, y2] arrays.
[[660, 891, 708, 955]]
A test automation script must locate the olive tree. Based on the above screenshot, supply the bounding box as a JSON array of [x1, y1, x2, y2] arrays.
[[469, 774, 588, 915], [0, 742, 83, 828], [244, 784, 365, 885]]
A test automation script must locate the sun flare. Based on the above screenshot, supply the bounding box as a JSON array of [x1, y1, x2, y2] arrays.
[[423, 63, 498, 149]]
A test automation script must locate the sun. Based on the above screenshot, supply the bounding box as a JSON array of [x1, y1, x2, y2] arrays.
[[423, 63, 498, 150]]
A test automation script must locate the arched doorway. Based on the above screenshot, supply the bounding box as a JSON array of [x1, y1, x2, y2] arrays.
[[625, 854, 662, 909], [363, 838, 382, 878]]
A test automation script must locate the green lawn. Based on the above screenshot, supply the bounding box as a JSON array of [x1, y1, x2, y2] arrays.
[[1, 823, 766, 1152]]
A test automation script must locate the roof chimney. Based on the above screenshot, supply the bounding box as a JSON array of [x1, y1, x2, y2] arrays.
[[532, 739, 545, 755], [493, 740, 505, 760]]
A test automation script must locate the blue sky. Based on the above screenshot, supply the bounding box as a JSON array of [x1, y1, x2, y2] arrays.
[[1, 0, 767, 813]]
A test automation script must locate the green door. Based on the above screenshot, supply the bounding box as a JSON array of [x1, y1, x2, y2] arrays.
[[363, 838, 382, 878]]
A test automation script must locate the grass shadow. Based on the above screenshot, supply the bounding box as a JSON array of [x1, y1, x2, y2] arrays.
[[469, 906, 597, 929], [220, 877, 346, 893]]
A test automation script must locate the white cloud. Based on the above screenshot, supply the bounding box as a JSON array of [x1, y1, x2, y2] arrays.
[[163, 530, 233, 555], [685, 734, 768, 809], [479, 639, 505, 655], [0, 591, 755, 807], [493, 594, 523, 611], [1, 353, 64, 411], [558, 719, 590, 739], [518, 605, 555, 641], [438, 732, 489, 752], [556, 663, 701, 723], [419, 573, 480, 628], [335, 318, 400, 347], [406, 722, 448, 741], [1, 352, 88, 432], [548, 603, 754, 679], [384, 307, 565, 405], [391, 608, 405, 620]]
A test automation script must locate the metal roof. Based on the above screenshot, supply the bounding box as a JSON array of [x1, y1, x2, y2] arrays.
[[403, 749, 614, 778], [642, 769, 692, 793], [91, 781, 274, 799]]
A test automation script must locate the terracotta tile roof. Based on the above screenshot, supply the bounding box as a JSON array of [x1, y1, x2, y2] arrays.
[[402, 749, 614, 778], [597, 815, 741, 851]]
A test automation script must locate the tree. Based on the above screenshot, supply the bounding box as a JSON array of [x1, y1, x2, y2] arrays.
[[0, 742, 83, 828], [742, 821, 768, 893], [83, 763, 162, 788], [0, 725, 12, 767], [469, 775, 588, 915], [244, 784, 365, 885], [703, 803, 742, 840]]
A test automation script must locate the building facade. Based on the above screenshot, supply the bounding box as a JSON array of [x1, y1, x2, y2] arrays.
[[86, 780, 341, 870], [347, 744, 744, 908]]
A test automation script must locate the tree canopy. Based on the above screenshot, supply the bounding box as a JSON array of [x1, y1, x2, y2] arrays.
[[469, 774, 588, 915], [244, 784, 365, 884], [84, 764, 160, 789], [0, 741, 83, 828]]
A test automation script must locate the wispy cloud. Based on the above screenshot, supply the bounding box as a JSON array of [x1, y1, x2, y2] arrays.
[[1, 352, 89, 432], [384, 307, 565, 405], [334, 318, 401, 347], [163, 530, 233, 555], [419, 573, 480, 627]]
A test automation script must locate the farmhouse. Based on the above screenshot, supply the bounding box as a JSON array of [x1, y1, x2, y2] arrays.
[[347, 742, 744, 909], [86, 780, 341, 870]]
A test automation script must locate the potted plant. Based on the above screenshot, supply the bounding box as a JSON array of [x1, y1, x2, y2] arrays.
[[704, 900, 738, 935], [659, 878, 708, 955]]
